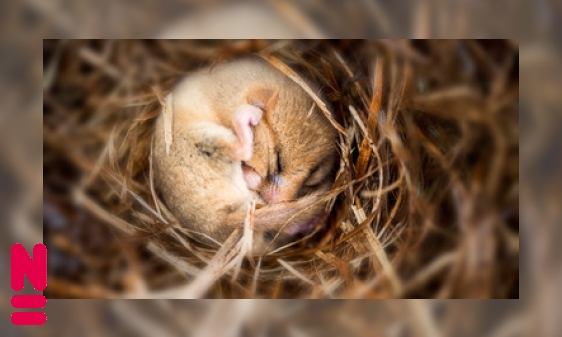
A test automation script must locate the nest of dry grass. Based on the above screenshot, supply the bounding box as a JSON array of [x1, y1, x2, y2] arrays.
[[43, 40, 518, 298]]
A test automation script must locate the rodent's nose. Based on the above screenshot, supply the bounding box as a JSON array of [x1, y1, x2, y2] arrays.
[[262, 188, 279, 204]]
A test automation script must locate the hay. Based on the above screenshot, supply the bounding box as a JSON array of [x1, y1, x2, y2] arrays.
[[43, 40, 519, 298]]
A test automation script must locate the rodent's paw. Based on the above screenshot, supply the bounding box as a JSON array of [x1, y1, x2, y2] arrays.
[[242, 163, 262, 190]]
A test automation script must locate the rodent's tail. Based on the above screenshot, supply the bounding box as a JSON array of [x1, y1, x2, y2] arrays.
[[225, 194, 330, 233]]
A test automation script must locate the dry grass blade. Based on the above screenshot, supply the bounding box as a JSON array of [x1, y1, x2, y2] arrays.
[[163, 93, 173, 155], [146, 242, 200, 278], [355, 57, 385, 177], [73, 189, 135, 235], [277, 259, 314, 286], [175, 229, 242, 298], [351, 205, 402, 295], [260, 54, 347, 135], [232, 201, 256, 281]]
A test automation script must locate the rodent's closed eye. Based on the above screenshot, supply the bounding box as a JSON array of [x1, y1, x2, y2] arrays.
[[303, 164, 325, 188], [295, 165, 330, 198]]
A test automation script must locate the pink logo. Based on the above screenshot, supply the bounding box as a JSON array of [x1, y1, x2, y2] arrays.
[[10, 243, 47, 325]]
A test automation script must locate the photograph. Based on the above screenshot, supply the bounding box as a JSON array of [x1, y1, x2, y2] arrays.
[[43, 39, 519, 299]]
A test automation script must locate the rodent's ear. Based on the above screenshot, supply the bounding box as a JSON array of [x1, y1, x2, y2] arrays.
[[246, 88, 279, 112]]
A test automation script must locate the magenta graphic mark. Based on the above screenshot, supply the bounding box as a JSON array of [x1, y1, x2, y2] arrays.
[[10, 243, 47, 325]]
